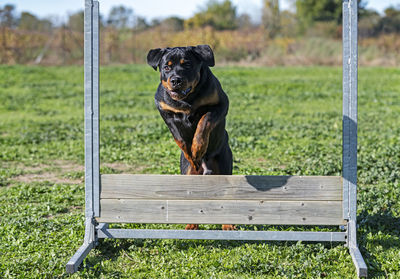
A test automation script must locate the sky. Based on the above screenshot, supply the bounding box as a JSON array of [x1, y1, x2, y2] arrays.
[[3, 0, 400, 23]]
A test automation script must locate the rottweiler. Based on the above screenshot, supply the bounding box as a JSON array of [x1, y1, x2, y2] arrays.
[[147, 45, 235, 230]]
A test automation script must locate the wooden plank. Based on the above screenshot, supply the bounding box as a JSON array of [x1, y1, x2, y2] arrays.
[[97, 199, 345, 225], [100, 175, 342, 201]]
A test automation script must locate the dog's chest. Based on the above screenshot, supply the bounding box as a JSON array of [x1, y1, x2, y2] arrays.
[[173, 110, 200, 129], [171, 110, 204, 139]]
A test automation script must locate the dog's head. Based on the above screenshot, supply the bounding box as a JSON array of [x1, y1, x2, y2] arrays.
[[147, 45, 215, 101]]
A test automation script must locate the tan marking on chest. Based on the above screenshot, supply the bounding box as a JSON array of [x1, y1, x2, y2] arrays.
[[194, 89, 220, 109], [159, 101, 190, 114]]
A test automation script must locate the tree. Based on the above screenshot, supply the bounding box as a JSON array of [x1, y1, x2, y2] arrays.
[[185, 0, 237, 30], [296, 0, 367, 29], [107, 5, 134, 29], [160, 17, 184, 32], [280, 10, 298, 37], [68, 11, 84, 32], [19, 12, 52, 32], [0, 4, 17, 28], [0, 5, 17, 64], [262, 0, 280, 38], [150, 19, 161, 27], [134, 16, 149, 31], [19, 12, 38, 30], [358, 9, 380, 37], [237, 13, 253, 30], [376, 6, 400, 34]]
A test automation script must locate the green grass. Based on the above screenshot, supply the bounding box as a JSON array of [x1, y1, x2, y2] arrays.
[[0, 65, 399, 278]]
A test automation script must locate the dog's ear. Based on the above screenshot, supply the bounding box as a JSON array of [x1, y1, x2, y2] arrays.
[[192, 45, 215, 67], [147, 48, 165, 71]]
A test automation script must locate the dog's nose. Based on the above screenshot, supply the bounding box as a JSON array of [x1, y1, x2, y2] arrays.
[[170, 77, 182, 87]]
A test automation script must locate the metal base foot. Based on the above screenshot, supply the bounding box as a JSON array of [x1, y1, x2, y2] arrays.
[[66, 242, 94, 274], [350, 246, 367, 277]]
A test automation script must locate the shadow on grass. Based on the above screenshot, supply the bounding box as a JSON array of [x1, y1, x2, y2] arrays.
[[71, 223, 349, 275], [76, 240, 129, 277], [358, 210, 400, 277]]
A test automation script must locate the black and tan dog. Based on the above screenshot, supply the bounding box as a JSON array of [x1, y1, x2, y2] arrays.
[[147, 45, 234, 230]]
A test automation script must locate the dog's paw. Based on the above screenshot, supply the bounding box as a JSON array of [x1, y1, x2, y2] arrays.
[[201, 160, 212, 175], [185, 224, 199, 230], [203, 169, 212, 175], [222, 224, 236, 231]]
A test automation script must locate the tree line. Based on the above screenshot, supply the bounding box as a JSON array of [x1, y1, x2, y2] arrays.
[[1, 0, 399, 65]]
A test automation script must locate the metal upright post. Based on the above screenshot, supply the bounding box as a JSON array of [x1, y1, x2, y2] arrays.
[[66, 0, 100, 273], [92, 0, 100, 217], [342, 0, 367, 277]]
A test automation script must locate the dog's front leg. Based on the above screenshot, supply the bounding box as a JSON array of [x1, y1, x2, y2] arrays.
[[191, 107, 227, 175], [191, 112, 213, 170], [158, 109, 201, 172]]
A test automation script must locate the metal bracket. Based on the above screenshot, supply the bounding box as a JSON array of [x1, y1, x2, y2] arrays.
[[66, 217, 97, 273]]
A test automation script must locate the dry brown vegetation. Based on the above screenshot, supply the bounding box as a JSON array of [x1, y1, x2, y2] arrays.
[[1, 26, 399, 66]]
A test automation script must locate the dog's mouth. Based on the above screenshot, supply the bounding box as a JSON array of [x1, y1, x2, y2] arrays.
[[169, 86, 192, 100]]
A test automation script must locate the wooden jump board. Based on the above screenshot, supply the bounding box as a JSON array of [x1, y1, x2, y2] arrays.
[[97, 175, 345, 226]]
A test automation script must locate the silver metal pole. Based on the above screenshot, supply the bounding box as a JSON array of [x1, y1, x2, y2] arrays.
[[84, 0, 94, 222], [66, 0, 99, 273], [342, 0, 358, 244], [342, 0, 367, 277], [92, 0, 100, 218], [83, 0, 100, 219], [97, 229, 347, 242]]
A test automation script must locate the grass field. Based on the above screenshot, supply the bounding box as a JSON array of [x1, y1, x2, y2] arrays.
[[0, 65, 399, 278]]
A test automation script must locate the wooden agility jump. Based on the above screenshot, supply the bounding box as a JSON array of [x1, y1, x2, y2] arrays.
[[66, 0, 367, 277]]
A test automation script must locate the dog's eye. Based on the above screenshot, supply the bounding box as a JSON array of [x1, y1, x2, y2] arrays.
[[164, 65, 171, 71], [183, 62, 192, 68]]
